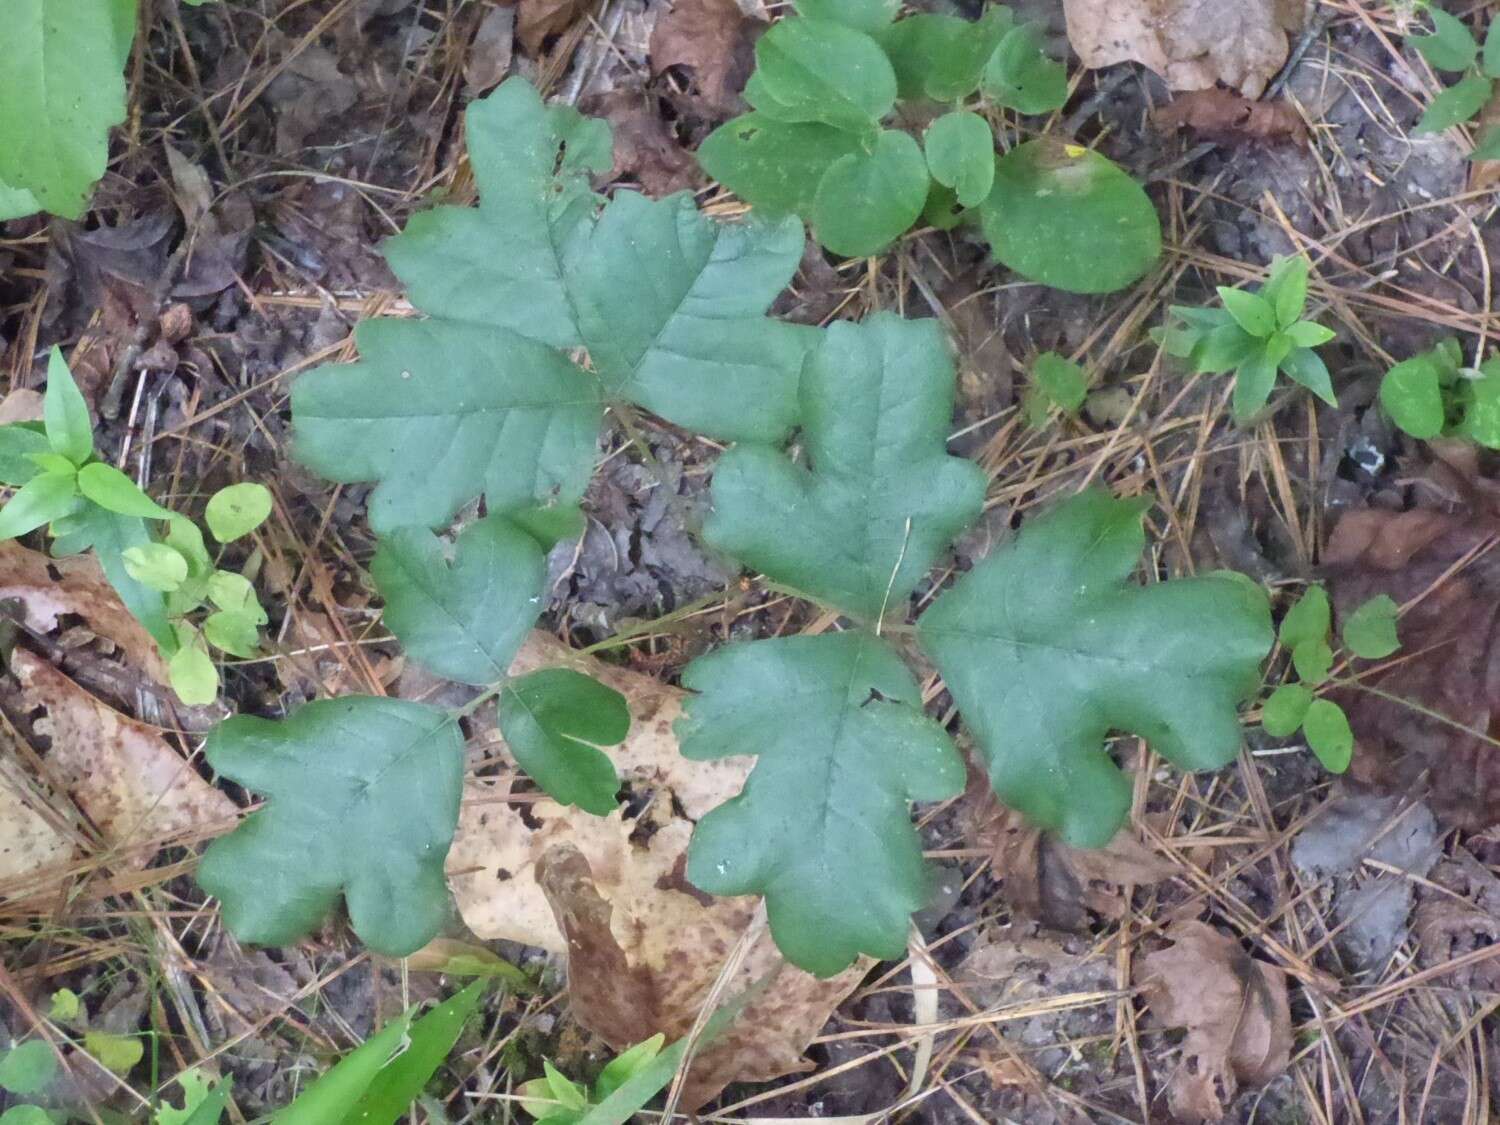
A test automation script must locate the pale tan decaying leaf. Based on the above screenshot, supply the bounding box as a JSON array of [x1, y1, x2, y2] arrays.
[[0, 388, 44, 424], [0, 767, 74, 895], [447, 632, 867, 1110], [1137, 920, 1292, 1122], [0, 541, 170, 684], [649, 0, 758, 112], [13, 649, 236, 865], [1062, 0, 1311, 97]]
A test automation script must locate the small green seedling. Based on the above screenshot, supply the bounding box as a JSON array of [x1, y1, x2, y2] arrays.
[[0, 1038, 59, 1125], [697, 2, 1162, 291], [1024, 351, 1089, 426], [1379, 338, 1500, 447], [0, 348, 273, 705], [1262, 585, 1401, 772], [1157, 255, 1337, 421], [520, 1035, 666, 1124], [1409, 6, 1500, 157]]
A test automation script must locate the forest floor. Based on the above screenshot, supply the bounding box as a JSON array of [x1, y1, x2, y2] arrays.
[[2, 0, 1500, 1122]]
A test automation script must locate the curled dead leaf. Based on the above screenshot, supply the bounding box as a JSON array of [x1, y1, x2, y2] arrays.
[[12, 649, 236, 866], [0, 540, 169, 684], [1155, 88, 1307, 146], [649, 0, 758, 113], [1138, 920, 1292, 1122], [447, 632, 866, 1110], [1063, 0, 1311, 97]]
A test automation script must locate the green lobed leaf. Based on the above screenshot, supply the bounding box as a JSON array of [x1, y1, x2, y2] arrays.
[[197, 697, 466, 956], [205, 482, 272, 542], [979, 139, 1161, 294], [923, 111, 994, 208], [1303, 699, 1353, 772], [0, 1040, 56, 1095], [43, 348, 93, 466], [1412, 8, 1479, 72], [1341, 593, 1400, 659], [385, 78, 610, 347], [980, 23, 1069, 115], [371, 514, 547, 686], [0, 0, 136, 218], [1415, 74, 1493, 133], [292, 317, 604, 534], [918, 489, 1273, 847], [680, 631, 965, 975], [1262, 683, 1312, 738], [810, 129, 929, 256], [878, 9, 1014, 102], [296, 81, 814, 532], [498, 668, 629, 815], [698, 114, 863, 216], [750, 18, 896, 132], [706, 313, 986, 620]]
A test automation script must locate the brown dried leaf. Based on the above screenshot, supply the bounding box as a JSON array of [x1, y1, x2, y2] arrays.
[[588, 89, 700, 196], [967, 778, 1174, 930], [465, 3, 515, 92], [0, 767, 73, 893], [12, 649, 236, 864], [1138, 921, 1292, 1122], [1062, 0, 1311, 97], [649, 0, 757, 113], [0, 389, 44, 424], [1324, 480, 1500, 831], [447, 633, 865, 1109], [1471, 87, 1500, 193], [0, 540, 169, 684], [1155, 87, 1307, 145], [518, 0, 584, 55]]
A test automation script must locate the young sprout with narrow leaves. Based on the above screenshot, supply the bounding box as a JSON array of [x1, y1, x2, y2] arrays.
[[1262, 585, 1401, 772], [0, 349, 274, 704], [1409, 6, 1500, 158], [1157, 256, 1337, 421], [520, 1035, 667, 1124]]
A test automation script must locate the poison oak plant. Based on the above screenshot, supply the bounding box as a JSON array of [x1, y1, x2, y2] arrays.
[[0, 349, 273, 704], [696, 0, 1162, 291], [1409, 5, 1500, 156]]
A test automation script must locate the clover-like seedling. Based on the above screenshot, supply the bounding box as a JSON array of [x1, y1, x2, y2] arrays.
[[1379, 338, 1500, 448], [1261, 585, 1401, 772], [1157, 255, 1337, 422], [0, 348, 273, 704], [1409, 6, 1500, 158], [696, 2, 1162, 291]]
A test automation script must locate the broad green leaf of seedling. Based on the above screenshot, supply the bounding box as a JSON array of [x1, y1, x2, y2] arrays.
[[1379, 340, 1462, 439], [1024, 352, 1088, 426], [918, 489, 1273, 847], [1412, 8, 1478, 71], [980, 22, 1068, 115], [1262, 682, 1313, 738], [877, 8, 1014, 102], [679, 630, 965, 976], [204, 482, 272, 542], [1415, 74, 1493, 133], [169, 623, 219, 704], [749, 17, 896, 132], [1342, 594, 1400, 659], [77, 463, 175, 519], [705, 314, 985, 620], [810, 129, 929, 256], [196, 697, 465, 955], [0, 1040, 56, 1095], [43, 348, 93, 466], [84, 1031, 142, 1075], [122, 543, 190, 592], [923, 111, 994, 208], [1303, 699, 1353, 772]]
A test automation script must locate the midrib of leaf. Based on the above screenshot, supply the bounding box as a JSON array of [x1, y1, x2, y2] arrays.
[[348, 710, 455, 802]]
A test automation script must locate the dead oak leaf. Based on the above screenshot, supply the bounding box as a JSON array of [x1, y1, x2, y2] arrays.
[[586, 89, 701, 196], [1138, 920, 1292, 1123], [1063, 0, 1311, 98], [446, 632, 865, 1110], [1155, 87, 1307, 145], [0, 540, 169, 684], [13, 649, 235, 866], [0, 765, 74, 897], [649, 0, 757, 113]]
